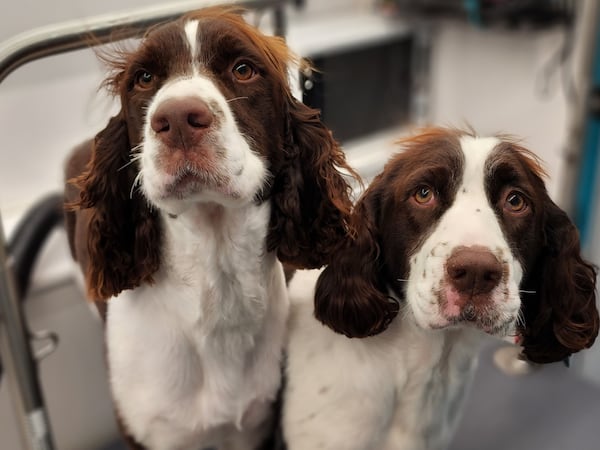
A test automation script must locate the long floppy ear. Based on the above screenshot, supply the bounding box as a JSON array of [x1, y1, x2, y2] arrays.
[[520, 200, 599, 364], [268, 97, 358, 269], [313, 187, 399, 338], [69, 113, 162, 301]]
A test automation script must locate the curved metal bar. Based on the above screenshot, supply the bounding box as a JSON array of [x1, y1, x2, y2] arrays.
[[0, 216, 55, 450], [0, 0, 285, 84]]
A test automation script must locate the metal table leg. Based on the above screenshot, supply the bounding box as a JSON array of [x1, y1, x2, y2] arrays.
[[0, 214, 55, 450]]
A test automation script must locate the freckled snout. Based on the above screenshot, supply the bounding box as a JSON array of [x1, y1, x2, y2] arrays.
[[446, 246, 502, 297], [150, 97, 214, 149]]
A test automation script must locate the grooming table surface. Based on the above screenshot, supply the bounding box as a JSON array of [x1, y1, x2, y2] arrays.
[[450, 341, 600, 450]]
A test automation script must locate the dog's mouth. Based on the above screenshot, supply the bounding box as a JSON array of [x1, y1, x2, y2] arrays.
[[426, 276, 520, 337], [429, 311, 516, 337], [163, 167, 234, 200], [429, 290, 519, 337], [455, 313, 516, 336]]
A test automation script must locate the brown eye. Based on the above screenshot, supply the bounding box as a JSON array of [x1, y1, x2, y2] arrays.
[[135, 70, 154, 89], [413, 185, 435, 205], [505, 191, 528, 213], [232, 61, 256, 81]]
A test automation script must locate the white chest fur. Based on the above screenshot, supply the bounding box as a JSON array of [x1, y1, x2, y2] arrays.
[[284, 269, 481, 450], [377, 325, 480, 450], [106, 203, 289, 450]]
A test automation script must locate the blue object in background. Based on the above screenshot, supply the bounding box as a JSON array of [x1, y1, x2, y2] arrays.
[[463, 0, 481, 26], [575, 16, 600, 247]]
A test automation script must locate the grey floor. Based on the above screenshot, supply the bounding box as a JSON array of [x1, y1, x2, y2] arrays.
[[449, 342, 600, 450], [2, 281, 600, 450]]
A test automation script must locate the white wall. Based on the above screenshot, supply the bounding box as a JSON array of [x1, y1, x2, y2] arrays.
[[0, 0, 136, 221], [428, 21, 568, 197]]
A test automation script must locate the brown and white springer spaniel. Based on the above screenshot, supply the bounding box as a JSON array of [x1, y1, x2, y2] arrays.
[[64, 7, 356, 450], [283, 127, 599, 450]]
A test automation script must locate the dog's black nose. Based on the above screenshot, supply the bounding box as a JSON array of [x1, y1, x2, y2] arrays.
[[151, 97, 214, 148], [446, 246, 503, 296]]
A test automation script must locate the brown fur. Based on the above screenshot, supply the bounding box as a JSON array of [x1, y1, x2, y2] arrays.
[[518, 184, 599, 363]]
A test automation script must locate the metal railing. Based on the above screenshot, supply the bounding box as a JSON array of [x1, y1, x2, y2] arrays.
[[0, 0, 286, 83], [0, 1, 286, 449]]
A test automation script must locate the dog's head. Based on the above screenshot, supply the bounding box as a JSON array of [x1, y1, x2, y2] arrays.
[[315, 127, 598, 364], [69, 7, 357, 300]]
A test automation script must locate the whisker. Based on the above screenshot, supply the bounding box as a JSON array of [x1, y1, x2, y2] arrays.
[[118, 149, 143, 172], [519, 289, 537, 294], [130, 143, 143, 154], [118, 156, 141, 172], [397, 278, 409, 283], [226, 96, 249, 103], [130, 171, 144, 199]]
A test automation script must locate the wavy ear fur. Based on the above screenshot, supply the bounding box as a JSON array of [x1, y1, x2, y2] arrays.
[[68, 113, 161, 301], [268, 98, 358, 269], [314, 186, 399, 338], [520, 199, 599, 363]]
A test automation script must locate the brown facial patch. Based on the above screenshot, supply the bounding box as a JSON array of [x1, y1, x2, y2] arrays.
[[484, 139, 599, 363], [193, 13, 291, 169], [484, 141, 546, 269], [375, 128, 467, 297], [105, 22, 194, 146]]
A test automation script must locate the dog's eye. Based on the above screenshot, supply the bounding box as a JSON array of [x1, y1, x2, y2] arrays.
[[232, 61, 257, 81], [505, 191, 528, 213], [413, 185, 435, 205], [134, 70, 154, 89]]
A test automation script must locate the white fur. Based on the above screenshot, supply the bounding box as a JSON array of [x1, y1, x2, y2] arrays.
[[106, 22, 288, 449], [284, 270, 479, 450], [185, 20, 200, 71], [283, 137, 524, 450], [107, 203, 288, 450]]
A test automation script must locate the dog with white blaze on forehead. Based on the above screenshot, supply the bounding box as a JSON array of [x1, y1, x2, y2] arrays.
[[282, 127, 599, 450], [63, 6, 357, 450]]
